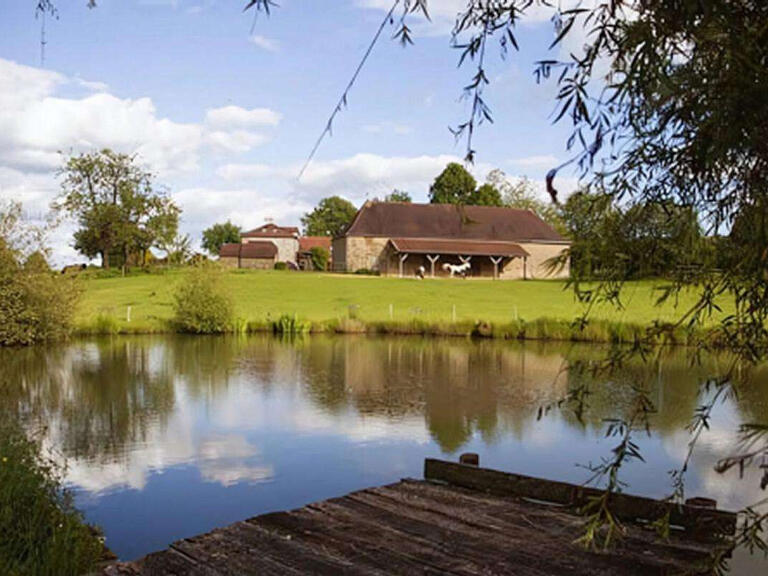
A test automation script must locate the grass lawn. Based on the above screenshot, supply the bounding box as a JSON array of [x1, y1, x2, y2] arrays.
[[74, 269, 723, 334]]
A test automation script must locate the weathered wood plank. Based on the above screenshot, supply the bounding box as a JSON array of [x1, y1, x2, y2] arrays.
[[424, 458, 737, 538]]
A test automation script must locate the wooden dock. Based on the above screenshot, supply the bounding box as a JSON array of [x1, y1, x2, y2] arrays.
[[104, 457, 736, 575]]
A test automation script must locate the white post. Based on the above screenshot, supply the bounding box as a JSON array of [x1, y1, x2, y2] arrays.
[[399, 253, 409, 278], [126, 306, 131, 323], [389, 303, 393, 319], [459, 255, 472, 264], [426, 254, 440, 277], [490, 256, 503, 280]]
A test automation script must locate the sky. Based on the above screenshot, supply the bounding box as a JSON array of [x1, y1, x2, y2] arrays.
[[0, 0, 581, 264]]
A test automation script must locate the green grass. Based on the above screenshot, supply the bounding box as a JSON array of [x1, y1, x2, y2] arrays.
[[0, 420, 105, 575], [74, 268, 727, 341]]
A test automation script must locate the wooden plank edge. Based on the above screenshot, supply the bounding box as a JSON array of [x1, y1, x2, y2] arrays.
[[423, 458, 737, 538]]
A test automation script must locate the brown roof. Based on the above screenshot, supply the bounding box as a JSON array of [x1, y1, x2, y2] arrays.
[[242, 223, 299, 239], [389, 238, 529, 258], [219, 242, 277, 259], [299, 236, 332, 252], [341, 202, 566, 243]]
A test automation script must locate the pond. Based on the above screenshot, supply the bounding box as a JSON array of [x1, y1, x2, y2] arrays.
[[2, 335, 767, 573]]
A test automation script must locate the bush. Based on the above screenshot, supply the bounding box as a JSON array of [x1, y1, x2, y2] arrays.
[[0, 420, 104, 575], [309, 246, 329, 271], [172, 264, 234, 333], [0, 242, 80, 347], [274, 262, 288, 271]]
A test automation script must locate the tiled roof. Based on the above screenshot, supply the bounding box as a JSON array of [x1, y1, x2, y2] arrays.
[[341, 202, 566, 243], [389, 238, 529, 258], [242, 223, 299, 238], [299, 236, 332, 252], [219, 242, 277, 259]]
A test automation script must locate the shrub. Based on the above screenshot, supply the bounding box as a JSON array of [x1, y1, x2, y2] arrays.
[[274, 262, 288, 271], [309, 246, 329, 271], [0, 420, 104, 575], [0, 242, 80, 347], [272, 313, 311, 334], [172, 264, 234, 333]]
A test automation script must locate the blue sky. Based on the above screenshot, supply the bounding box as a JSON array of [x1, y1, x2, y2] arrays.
[[0, 0, 580, 263]]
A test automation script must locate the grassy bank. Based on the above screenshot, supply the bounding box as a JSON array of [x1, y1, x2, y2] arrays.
[[73, 269, 725, 344], [0, 420, 105, 575]]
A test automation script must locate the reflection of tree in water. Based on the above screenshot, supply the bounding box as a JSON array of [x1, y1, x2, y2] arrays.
[[0, 338, 176, 462], [558, 347, 746, 435]]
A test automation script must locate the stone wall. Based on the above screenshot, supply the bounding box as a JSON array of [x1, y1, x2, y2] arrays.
[[218, 256, 274, 270], [340, 236, 390, 273], [242, 237, 298, 264], [517, 242, 570, 279]]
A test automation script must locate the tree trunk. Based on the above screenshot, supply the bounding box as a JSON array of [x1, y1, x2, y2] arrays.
[[102, 250, 110, 269]]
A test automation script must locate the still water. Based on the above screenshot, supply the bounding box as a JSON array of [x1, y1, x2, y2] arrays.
[[2, 335, 767, 572]]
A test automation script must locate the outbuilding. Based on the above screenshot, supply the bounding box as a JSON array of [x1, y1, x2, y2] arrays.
[[332, 201, 570, 279], [218, 242, 277, 269]]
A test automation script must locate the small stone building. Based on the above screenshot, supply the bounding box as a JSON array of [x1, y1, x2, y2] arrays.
[[241, 223, 299, 265], [332, 202, 570, 279], [219, 242, 277, 269], [298, 236, 332, 270]]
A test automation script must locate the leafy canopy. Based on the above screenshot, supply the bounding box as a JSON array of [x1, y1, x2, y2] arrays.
[[429, 163, 501, 206], [301, 196, 357, 237], [54, 149, 180, 269], [202, 221, 241, 255]]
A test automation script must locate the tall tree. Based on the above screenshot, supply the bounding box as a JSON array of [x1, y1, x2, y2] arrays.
[[301, 196, 357, 237], [54, 150, 179, 268], [201, 221, 241, 255], [487, 170, 564, 232], [429, 163, 477, 205], [384, 190, 411, 203], [470, 183, 503, 207]]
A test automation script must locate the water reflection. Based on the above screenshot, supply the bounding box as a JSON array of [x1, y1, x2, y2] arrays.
[[1, 335, 766, 571]]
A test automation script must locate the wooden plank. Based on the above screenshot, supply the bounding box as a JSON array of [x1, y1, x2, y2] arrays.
[[347, 483, 712, 576], [424, 458, 737, 538], [170, 519, 360, 576], [251, 501, 458, 575]]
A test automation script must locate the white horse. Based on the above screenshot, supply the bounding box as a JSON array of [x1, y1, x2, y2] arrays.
[[442, 261, 471, 278]]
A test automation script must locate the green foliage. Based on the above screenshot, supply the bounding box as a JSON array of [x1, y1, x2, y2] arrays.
[[55, 149, 180, 269], [0, 420, 103, 575], [301, 196, 357, 237], [201, 221, 241, 256], [487, 170, 565, 233], [272, 313, 311, 334], [309, 246, 329, 271], [472, 183, 503, 206], [559, 190, 705, 280], [429, 162, 477, 204], [0, 205, 80, 347], [274, 261, 288, 271], [172, 264, 234, 333], [384, 189, 411, 203]]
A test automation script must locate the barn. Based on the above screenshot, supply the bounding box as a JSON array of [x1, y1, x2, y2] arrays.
[[218, 242, 278, 269], [331, 202, 570, 279]]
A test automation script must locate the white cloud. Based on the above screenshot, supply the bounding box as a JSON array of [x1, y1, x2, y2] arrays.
[[0, 57, 284, 263], [205, 105, 282, 130], [248, 34, 279, 52], [216, 163, 275, 181]]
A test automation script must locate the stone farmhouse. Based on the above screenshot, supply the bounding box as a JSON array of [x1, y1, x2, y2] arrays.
[[219, 224, 332, 270], [332, 202, 570, 279]]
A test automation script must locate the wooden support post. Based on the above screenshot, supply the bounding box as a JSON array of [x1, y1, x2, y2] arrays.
[[490, 256, 502, 280], [459, 255, 471, 264], [523, 256, 528, 280], [426, 254, 440, 277], [459, 453, 479, 467], [398, 253, 409, 278]]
